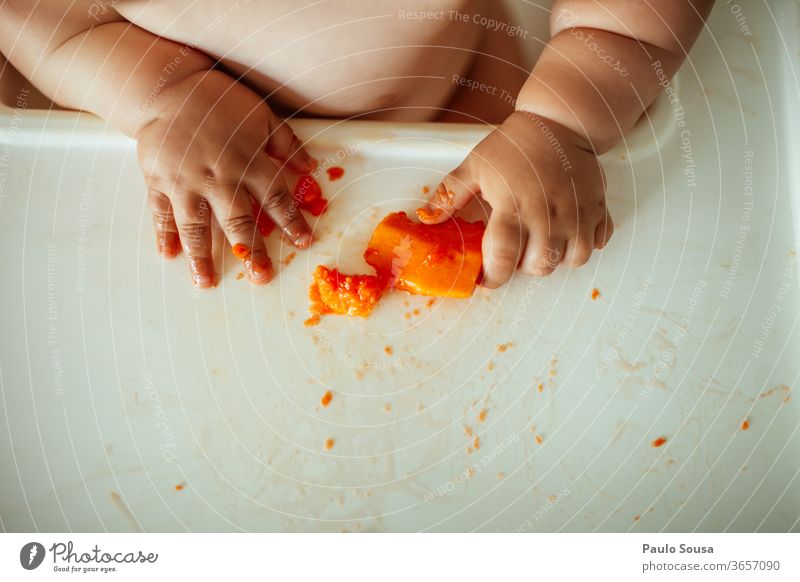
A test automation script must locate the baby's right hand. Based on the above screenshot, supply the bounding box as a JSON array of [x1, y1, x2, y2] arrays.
[[137, 70, 317, 288]]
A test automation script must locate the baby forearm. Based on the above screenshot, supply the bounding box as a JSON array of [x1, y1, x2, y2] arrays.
[[0, 0, 214, 137], [43, 22, 214, 137], [516, 0, 713, 153]]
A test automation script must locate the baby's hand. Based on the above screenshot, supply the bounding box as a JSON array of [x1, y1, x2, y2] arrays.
[[137, 70, 316, 287], [419, 111, 613, 287]]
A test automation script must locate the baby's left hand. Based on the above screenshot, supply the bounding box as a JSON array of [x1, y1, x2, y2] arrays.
[[419, 111, 613, 287]]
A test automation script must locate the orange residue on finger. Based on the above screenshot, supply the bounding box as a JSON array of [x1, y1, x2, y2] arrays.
[[232, 243, 252, 260], [415, 205, 444, 223], [497, 342, 513, 352], [295, 174, 328, 216], [174, 484, 184, 491], [320, 390, 333, 407], [384, 346, 393, 355], [478, 409, 488, 422], [535, 435, 543, 444], [326, 166, 345, 181], [652, 436, 667, 448], [324, 438, 335, 450], [435, 184, 455, 205], [236, 272, 244, 280], [740, 419, 750, 431], [591, 288, 601, 300], [281, 252, 297, 266]]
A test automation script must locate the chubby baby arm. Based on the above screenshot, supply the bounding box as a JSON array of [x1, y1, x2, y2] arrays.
[[421, 0, 714, 287], [0, 0, 316, 287]]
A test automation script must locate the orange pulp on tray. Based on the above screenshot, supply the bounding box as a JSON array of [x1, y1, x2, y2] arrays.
[[363, 211, 485, 298], [307, 266, 386, 320]]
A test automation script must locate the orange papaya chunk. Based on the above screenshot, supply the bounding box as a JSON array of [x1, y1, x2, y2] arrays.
[[363, 211, 485, 298], [308, 265, 387, 320]]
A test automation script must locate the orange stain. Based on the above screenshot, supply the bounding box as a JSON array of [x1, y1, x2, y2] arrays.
[[652, 436, 667, 448], [174, 484, 184, 491], [235, 272, 244, 280], [281, 252, 297, 266], [324, 438, 335, 451], [326, 166, 345, 181], [497, 342, 513, 352], [740, 419, 750, 431], [535, 435, 543, 445], [384, 346, 393, 355], [474, 437, 480, 450], [321, 390, 333, 407], [478, 409, 488, 422], [591, 288, 601, 300]]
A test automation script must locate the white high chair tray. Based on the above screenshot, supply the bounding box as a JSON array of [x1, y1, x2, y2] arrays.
[[0, 2, 798, 532]]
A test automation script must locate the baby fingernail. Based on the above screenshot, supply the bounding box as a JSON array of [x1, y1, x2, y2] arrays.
[[294, 233, 313, 249], [190, 257, 215, 288], [249, 253, 275, 285]]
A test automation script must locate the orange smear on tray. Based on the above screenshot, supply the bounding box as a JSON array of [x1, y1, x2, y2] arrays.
[[741, 419, 750, 431], [478, 409, 488, 422], [364, 211, 485, 298], [295, 174, 328, 216], [324, 438, 335, 451], [384, 346, 393, 355], [591, 288, 601, 300], [307, 265, 386, 320], [326, 166, 345, 181], [174, 484, 184, 491], [652, 436, 667, 448], [321, 390, 333, 407], [281, 252, 297, 267]]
